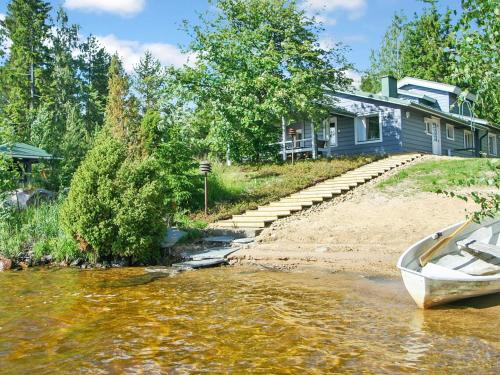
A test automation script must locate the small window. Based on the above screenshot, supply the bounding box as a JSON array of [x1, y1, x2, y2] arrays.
[[464, 130, 474, 149], [488, 134, 497, 156], [355, 114, 381, 144], [424, 120, 432, 135], [446, 124, 454, 140]]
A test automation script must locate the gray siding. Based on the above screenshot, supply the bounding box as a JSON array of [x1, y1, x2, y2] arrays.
[[401, 110, 498, 157], [328, 93, 403, 156]]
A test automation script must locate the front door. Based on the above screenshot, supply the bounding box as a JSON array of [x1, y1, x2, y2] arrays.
[[431, 120, 441, 155]]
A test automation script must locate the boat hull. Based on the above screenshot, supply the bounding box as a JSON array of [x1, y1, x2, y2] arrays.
[[398, 220, 500, 308], [400, 268, 500, 308]]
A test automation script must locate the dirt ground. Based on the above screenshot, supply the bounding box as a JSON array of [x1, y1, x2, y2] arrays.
[[229, 156, 478, 277]]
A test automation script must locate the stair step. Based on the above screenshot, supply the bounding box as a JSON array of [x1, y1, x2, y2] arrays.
[[217, 221, 267, 228], [244, 210, 291, 217], [232, 215, 277, 222], [257, 207, 298, 213], [269, 202, 312, 208]]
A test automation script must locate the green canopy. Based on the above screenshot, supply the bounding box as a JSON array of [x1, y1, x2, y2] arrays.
[[0, 143, 53, 161]]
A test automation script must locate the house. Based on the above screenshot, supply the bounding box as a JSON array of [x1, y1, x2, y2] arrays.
[[281, 76, 500, 159], [0, 142, 54, 183]]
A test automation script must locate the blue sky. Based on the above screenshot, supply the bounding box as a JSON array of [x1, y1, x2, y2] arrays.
[[0, 0, 460, 83]]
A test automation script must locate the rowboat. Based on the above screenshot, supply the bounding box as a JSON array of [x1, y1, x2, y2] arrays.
[[397, 218, 500, 308]]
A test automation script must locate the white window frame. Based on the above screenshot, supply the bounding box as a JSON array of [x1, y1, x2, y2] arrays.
[[424, 118, 432, 135], [446, 124, 455, 140], [325, 117, 338, 147], [354, 113, 383, 145], [487, 133, 497, 156], [464, 129, 474, 149]]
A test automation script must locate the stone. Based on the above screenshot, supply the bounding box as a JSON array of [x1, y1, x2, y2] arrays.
[[0, 256, 12, 271], [70, 258, 83, 267], [232, 237, 255, 244], [203, 236, 235, 243], [315, 246, 331, 253], [160, 228, 187, 248], [173, 258, 227, 269]]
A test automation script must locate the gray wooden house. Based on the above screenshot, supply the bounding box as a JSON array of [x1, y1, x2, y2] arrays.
[[281, 76, 499, 159]]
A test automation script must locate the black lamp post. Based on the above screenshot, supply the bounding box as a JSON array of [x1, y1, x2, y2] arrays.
[[199, 160, 212, 215], [288, 128, 297, 165]]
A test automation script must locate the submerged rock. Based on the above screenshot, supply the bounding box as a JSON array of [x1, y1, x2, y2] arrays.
[[0, 256, 12, 271]]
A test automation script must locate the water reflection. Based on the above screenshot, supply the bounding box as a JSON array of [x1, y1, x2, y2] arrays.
[[0, 267, 498, 374]]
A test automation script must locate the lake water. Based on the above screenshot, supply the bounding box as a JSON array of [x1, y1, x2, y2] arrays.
[[0, 266, 498, 374]]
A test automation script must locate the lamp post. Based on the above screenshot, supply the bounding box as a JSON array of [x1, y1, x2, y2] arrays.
[[199, 160, 212, 215], [288, 128, 296, 165]]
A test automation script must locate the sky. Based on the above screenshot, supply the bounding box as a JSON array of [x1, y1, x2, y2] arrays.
[[0, 0, 461, 86]]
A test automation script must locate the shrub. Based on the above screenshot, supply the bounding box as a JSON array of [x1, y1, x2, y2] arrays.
[[60, 133, 168, 262]]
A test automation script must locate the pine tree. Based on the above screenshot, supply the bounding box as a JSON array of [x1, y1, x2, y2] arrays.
[[1, 0, 52, 141], [133, 51, 164, 113], [78, 35, 111, 135]]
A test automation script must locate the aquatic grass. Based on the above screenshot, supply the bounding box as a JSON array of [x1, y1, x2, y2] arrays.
[[187, 155, 378, 223], [378, 158, 496, 192], [0, 200, 80, 263]]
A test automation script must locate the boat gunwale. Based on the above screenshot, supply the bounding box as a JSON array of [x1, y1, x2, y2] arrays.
[[397, 220, 500, 282]]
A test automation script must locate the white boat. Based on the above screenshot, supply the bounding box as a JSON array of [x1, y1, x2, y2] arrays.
[[397, 218, 500, 308]]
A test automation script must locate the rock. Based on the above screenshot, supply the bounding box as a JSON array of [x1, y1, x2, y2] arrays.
[[18, 262, 29, 270], [160, 228, 187, 248], [70, 258, 83, 267], [315, 246, 331, 253], [111, 259, 128, 268], [203, 236, 235, 243], [41, 254, 53, 264], [233, 237, 255, 244], [0, 256, 12, 271]]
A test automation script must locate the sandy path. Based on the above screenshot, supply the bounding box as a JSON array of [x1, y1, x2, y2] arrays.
[[229, 157, 477, 277]]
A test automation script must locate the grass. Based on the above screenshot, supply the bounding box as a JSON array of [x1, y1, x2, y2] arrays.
[[378, 158, 498, 192], [0, 200, 80, 263], [186, 155, 378, 223]]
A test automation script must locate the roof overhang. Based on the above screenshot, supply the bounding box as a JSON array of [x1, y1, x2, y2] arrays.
[[398, 77, 476, 102]]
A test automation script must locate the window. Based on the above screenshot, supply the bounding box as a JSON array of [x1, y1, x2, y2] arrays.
[[488, 134, 497, 156], [355, 114, 382, 144], [464, 130, 474, 149], [424, 119, 432, 135], [446, 124, 454, 140], [326, 117, 337, 147]]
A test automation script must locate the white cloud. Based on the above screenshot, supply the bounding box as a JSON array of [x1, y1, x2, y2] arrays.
[[346, 69, 362, 89], [318, 36, 337, 50], [0, 13, 5, 21], [64, 0, 146, 17], [302, 0, 367, 22], [305, 0, 366, 13], [96, 34, 194, 72]]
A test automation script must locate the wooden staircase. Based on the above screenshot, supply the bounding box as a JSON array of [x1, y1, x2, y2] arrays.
[[212, 154, 421, 230]]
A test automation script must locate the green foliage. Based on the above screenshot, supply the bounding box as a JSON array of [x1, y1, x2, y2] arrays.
[[182, 0, 351, 161], [134, 51, 165, 113], [362, 4, 455, 92], [438, 161, 499, 223], [453, 0, 500, 124], [0, 200, 79, 262]]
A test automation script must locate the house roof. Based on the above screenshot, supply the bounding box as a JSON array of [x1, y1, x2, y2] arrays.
[[332, 90, 499, 132], [0, 143, 53, 160], [397, 77, 477, 102], [397, 89, 437, 104]]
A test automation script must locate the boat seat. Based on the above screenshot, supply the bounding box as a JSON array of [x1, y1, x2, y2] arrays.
[[421, 262, 473, 279], [433, 251, 500, 276], [456, 239, 500, 258]]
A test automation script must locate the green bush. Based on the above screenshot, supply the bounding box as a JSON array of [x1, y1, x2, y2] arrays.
[[61, 133, 168, 262]]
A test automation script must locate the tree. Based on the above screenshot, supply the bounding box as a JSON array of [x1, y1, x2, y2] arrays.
[[453, 0, 499, 124], [134, 51, 165, 113], [361, 13, 406, 93], [182, 0, 351, 161], [78, 35, 111, 135], [1, 0, 52, 141], [361, 2, 456, 93], [61, 55, 169, 262]]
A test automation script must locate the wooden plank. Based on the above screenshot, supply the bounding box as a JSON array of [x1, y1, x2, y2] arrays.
[[457, 240, 500, 258]]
